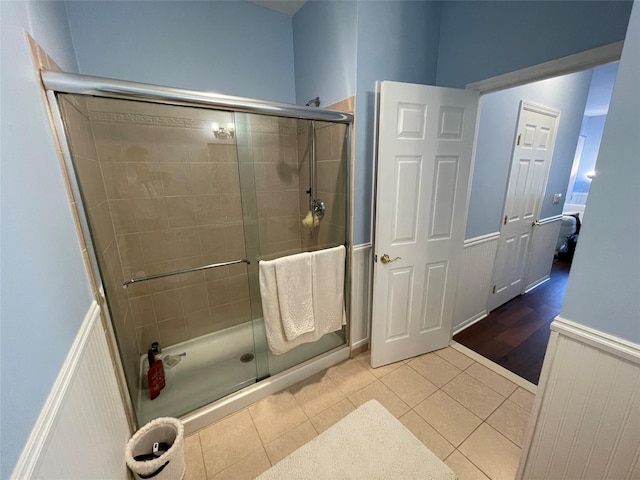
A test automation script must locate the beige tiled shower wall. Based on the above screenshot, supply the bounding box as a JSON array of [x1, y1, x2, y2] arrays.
[[67, 97, 251, 364], [236, 114, 303, 321], [64, 95, 353, 384], [239, 112, 349, 322], [58, 96, 140, 400], [298, 120, 348, 251], [326, 96, 355, 250], [249, 115, 302, 257]]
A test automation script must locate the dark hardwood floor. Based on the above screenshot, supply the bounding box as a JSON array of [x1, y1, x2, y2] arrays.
[[453, 260, 571, 385]]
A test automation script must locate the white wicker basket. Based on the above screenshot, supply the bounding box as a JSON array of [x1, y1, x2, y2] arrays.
[[125, 417, 185, 480]]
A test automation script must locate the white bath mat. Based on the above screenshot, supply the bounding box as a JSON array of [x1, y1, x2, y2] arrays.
[[256, 399, 457, 480]]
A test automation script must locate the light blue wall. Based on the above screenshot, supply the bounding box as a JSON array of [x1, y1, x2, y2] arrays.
[[293, 1, 357, 107], [466, 70, 592, 239], [65, 1, 296, 103], [561, 1, 640, 343], [292, 0, 441, 245], [436, 1, 633, 89], [353, 0, 442, 244], [60, 0, 634, 247], [0, 1, 93, 477], [574, 115, 607, 193]]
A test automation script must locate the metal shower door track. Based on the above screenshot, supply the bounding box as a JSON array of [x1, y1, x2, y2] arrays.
[[41, 70, 353, 123]]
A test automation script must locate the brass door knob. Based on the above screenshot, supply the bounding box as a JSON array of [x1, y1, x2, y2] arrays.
[[380, 254, 401, 264]]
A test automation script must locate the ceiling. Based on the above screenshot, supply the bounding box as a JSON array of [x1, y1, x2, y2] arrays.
[[250, 1, 615, 117], [249, 1, 306, 16]]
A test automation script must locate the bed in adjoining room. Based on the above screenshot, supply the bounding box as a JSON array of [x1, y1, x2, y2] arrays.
[[556, 212, 582, 262]]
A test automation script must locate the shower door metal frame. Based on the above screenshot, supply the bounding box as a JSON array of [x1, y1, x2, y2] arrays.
[[43, 69, 355, 429], [42, 70, 353, 123]]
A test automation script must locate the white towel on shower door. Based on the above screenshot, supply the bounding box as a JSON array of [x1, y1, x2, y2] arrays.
[[275, 251, 315, 341], [312, 245, 346, 332], [260, 259, 320, 355], [259, 246, 347, 355]]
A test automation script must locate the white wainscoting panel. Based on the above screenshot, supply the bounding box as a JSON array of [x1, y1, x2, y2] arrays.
[[452, 233, 500, 333], [524, 215, 562, 292], [350, 244, 373, 350], [12, 302, 131, 480], [518, 317, 640, 480]]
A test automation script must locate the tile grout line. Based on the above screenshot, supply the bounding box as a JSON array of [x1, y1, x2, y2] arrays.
[[194, 350, 528, 479], [193, 431, 207, 480], [395, 353, 523, 464], [455, 446, 494, 480], [245, 406, 274, 470]]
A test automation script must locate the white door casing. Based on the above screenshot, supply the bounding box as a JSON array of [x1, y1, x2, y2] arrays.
[[371, 81, 479, 368], [489, 101, 560, 312]]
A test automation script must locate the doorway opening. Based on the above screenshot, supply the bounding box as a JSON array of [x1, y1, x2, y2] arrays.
[[454, 61, 618, 385], [454, 261, 569, 384]]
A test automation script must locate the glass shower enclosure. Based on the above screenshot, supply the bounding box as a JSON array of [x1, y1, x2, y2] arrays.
[[47, 73, 351, 425]]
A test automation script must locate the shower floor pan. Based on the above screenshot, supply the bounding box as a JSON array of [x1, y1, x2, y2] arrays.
[[136, 319, 344, 425]]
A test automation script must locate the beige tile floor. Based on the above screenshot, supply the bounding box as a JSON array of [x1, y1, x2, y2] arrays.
[[184, 347, 535, 480]]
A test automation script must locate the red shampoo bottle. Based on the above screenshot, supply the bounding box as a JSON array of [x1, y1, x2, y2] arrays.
[[151, 342, 166, 390], [147, 349, 163, 400]]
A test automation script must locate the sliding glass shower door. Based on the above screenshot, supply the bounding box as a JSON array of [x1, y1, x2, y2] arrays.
[[57, 91, 350, 425], [58, 94, 260, 423], [235, 113, 349, 378]]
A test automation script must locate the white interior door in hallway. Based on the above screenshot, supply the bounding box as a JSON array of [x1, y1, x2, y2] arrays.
[[371, 81, 478, 368], [489, 101, 560, 312]]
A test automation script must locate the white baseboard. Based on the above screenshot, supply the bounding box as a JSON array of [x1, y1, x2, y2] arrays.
[[517, 317, 640, 480], [351, 338, 369, 351], [452, 312, 487, 336], [524, 275, 550, 294], [12, 302, 131, 479]]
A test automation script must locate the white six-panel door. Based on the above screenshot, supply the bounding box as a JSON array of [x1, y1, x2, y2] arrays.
[[371, 81, 479, 368], [489, 101, 560, 312]]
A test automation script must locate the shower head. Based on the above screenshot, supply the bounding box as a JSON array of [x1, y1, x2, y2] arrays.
[[305, 97, 320, 107]]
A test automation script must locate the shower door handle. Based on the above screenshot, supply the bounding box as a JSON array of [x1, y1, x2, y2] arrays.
[[380, 254, 401, 264], [123, 258, 250, 288]]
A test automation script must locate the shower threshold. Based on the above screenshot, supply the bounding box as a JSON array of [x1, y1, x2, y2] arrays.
[[136, 322, 256, 425], [136, 318, 345, 425]]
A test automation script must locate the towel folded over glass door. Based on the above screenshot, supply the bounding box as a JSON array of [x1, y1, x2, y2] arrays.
[[259, 245, 346, 355], [275, 252, 314, 341]]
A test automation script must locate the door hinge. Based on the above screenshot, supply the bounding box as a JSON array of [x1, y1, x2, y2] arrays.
[[504, 215, 508, 225], [517, 134, 521, 146], [492, 285, 496, 294]]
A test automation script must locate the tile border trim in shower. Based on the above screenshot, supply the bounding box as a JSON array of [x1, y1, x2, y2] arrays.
[[87, 109, 298, 136]]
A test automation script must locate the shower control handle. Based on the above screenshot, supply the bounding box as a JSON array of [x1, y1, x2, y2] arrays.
[[380, 254, 401, 264]]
